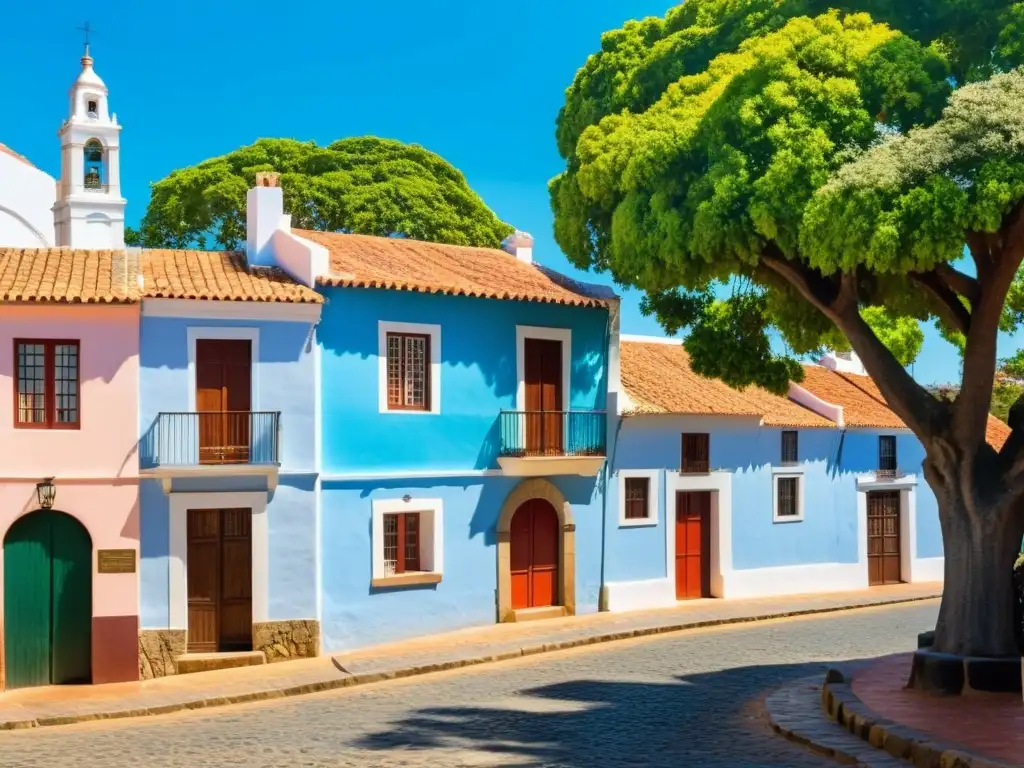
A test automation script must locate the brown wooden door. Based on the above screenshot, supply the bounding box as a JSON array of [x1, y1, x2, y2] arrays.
[[867, 492, 902, 586], [509, 499, 560, 610], [524, 338, 563, 455], [196, 340, 252, 464], [675, 491, 711, 600], [187, 508, 253, 652]]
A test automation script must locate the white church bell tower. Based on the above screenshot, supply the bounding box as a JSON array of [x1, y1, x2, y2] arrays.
[[53, 43, 126, 249]]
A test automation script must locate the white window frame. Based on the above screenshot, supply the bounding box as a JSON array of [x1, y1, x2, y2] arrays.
[[514, 325, 571, 411], [371, 497, 444, 580], [377, 321, 441, 415], [618, 469, 660, 527], [772, 467, 805, 523]]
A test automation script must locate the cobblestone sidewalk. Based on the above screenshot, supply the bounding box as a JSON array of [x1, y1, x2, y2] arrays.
[[0, 582, 940, 730]]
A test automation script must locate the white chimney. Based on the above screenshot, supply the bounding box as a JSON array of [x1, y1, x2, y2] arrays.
[[820, 349, 867, 376], [246, 172, 286, 267], [502, 230, 534, 264]]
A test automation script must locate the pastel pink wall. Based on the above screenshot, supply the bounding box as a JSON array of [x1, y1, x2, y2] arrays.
[[0, 304, 140, 631]]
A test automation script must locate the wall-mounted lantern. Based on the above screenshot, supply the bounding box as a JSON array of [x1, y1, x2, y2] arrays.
[[36, 478, 56, 510]]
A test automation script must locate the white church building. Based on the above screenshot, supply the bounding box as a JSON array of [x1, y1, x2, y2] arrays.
[[0, 46, 126, 249]]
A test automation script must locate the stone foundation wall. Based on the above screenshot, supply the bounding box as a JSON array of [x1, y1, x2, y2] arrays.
[[253, 619, 320, 663], [138, 629, 187, 680]]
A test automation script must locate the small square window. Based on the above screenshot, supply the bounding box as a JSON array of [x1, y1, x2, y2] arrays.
[[781, 431, 799, 465], [878, 436, 897, 476], [681, 433, 710, 473], [386, 333, 429, 410], [774, 475, 803, 522], [87, 100, 98, 114], [372, 499, 444, 588], [624, 478, 650, 520], [14, 340, 80, 429]]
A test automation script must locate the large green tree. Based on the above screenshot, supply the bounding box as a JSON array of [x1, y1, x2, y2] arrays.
[[127, 137, 512, 250], [553, 4, 1024, 661]]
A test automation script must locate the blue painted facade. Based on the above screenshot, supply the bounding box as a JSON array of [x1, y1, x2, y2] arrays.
[[138, 312, 320, 635], [317, 285, 610, 651]]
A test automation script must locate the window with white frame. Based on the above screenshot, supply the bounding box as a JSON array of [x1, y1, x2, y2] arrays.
[[618, 470, 659, 526], [773, 472, 804, 522], [371, 498, 444, 583], [378, 322, 441, 414]]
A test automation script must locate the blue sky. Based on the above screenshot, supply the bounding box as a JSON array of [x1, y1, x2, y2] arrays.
[[2, 0, 1011, 385]]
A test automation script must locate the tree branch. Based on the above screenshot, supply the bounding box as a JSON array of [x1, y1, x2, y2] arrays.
[[909, 270, 972, 335], [934, 263, 980, 304], [761, 248, 946, 440], [959, 202, 1024, 450]]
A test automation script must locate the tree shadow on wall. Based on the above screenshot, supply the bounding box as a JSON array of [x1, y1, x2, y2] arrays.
[[349, 658, 874, 767]]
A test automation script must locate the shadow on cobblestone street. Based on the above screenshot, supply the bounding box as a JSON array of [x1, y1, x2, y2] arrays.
[[351, 658, 873, 766]]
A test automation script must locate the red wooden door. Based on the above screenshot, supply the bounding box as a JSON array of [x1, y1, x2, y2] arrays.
[[524, 338, 563, 455], [509, 499, 560, 610], [196, 340, 252, 464], [867, 492, 902, 586], [675, 491, 711, 600], [187, 508, 253, 653]]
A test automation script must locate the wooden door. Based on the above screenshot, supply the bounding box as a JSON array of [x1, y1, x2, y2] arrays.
[[3, 511, 92, 689], [523, 338, 563, 455], [196, 340, 252, 464], [675, 491, 711, 600], [509, 499, 560, 610], [187, 509, 253, 653], [867, 492, 902, 586]]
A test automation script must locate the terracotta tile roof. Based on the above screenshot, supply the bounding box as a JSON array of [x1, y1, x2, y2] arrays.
[[295, 230, 612, 307], [0, 142, 34, 168], [796, 365, 905, 429], [620, 340, 832, 426], [986, 415, 1011, 451], [0, 248, 138, 304], [139, 249, 323, 304]]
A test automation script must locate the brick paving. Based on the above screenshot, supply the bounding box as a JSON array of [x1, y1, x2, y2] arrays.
[[0, 582, 939, 729], [0, 600, 940, 767], [853, 653, 1024, 764]]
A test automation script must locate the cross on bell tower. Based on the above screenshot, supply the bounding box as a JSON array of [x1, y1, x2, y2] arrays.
[[53, 29, 127, 249]]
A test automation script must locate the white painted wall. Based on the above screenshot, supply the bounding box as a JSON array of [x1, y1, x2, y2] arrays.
[[0, 152, 56, 247]]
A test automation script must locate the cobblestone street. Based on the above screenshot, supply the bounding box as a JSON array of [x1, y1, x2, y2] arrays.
[[0, 601, 937, 767]]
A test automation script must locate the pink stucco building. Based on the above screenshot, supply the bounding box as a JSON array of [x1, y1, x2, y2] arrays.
[[0, 248, 140, 688]]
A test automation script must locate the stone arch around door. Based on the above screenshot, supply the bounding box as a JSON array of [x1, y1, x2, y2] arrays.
[[3, 509, 93, 689], [496, 478, 575, 623]]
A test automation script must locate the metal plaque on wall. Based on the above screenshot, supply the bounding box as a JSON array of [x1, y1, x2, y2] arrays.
[[97, 548, 137, 574]]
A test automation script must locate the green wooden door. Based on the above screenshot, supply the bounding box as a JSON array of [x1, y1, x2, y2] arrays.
[[3, 511, 92, 689], [4, 513, 54, 689], [50, 513, 92, 684]]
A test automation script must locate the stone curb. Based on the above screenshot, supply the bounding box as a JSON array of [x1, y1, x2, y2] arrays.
[[0, 592, 940, 731], [820, 666, 1017, 768]]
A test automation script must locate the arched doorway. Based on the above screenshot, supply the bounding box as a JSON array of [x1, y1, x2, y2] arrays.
[[510, 499, 560, 610], [3, 510, 92, 689]]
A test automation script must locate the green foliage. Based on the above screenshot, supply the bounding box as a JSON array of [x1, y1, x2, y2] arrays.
[[1000, 349, 1024, 379], [553, 10, 951, 389], [131, 138, 513, 250], [992, 381, 1024, 421]]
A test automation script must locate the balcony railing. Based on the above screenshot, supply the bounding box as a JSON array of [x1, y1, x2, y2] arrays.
[[148, 411, 280, 467], [876, 467, 905, 479], [681, 459, 710, 474], [498, 410, 606, 458]]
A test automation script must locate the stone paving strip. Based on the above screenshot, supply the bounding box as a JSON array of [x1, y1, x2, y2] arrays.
[[766, 675, 907, 767], [0, 582, 940, 731], [769, 664, 1019, 768]]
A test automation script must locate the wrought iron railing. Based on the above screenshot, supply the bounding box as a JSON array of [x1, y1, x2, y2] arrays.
[[148, 411, 280, 466], [498, 410, 606, 458]]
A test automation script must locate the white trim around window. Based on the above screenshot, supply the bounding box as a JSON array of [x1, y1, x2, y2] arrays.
[[377, 321, 441, 415], [371, 497, 445, 582], [515, 325, 572, 411], [168, 490, 269, 630], [144, 298, 322, 323], [772, 467, 805, 523], [618, 469, 660, 527], [186, 326, 260, 412]]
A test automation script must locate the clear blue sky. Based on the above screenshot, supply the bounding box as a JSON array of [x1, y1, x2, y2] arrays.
[[2, 0, 1014, 385]]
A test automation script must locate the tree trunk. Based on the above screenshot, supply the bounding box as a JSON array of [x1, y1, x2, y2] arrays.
[[931, 480, 1024, 658]]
